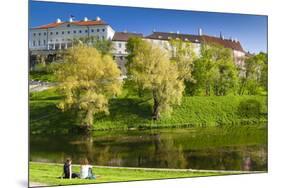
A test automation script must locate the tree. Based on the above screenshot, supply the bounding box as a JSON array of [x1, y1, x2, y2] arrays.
[[168, 39, 196, 82], [72, 36, 113, 55], [127, 39, 184, 120], [55, 44, 122, 131], [189, 43, 238, 96], [239, 52, 268, 95]]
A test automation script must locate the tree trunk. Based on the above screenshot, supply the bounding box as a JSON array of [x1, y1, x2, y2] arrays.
[[152, 91, 160, 120]]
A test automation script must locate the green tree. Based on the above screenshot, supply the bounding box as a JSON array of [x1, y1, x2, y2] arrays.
[[127, 39, 184, 120], [239, 52, 268, 95], [189, 43, 238, 96], [169, 39, 196, 82], [72, 36, 113, 55], [55, 44, 122, 130]]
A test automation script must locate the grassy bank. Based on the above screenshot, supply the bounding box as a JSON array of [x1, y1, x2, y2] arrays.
[[30, 88, 267, 134], [30, 162, 233, 186]]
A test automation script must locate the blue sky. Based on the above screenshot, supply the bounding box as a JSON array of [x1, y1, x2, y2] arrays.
[[29, 1, 267, 54]]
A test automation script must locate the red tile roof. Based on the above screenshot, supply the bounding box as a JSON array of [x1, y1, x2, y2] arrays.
[[33, 20, 107, 29], [146, 32, 244, 52], [200, 35, 244, 52]]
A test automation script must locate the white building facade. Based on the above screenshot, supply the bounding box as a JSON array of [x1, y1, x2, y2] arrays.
[[29, 17, 246, 75], [29, 17, 115, 51]]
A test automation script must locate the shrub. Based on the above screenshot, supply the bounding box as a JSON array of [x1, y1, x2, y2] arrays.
[[238, 99, 262, 118]]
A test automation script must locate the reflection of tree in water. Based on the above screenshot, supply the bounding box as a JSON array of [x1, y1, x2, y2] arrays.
[[152, 134, 188, 169], [30, 126, 267, 171]]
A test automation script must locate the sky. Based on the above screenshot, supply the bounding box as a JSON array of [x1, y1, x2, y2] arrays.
[[29, 1, 267, 54]]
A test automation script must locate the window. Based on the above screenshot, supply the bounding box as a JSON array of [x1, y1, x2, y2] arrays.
[[62, 31, 64, 35], [38, 33, 41, 36], [91, 29, 94, 33], [43, 40, 46, 45], [85, 30, 88, 33], [50, 32, 53, 35], [67, 24, 70, 27], [102, 29, 105, 32], [102, 36, 105, 40], [32, 41, 36, 46], [56, 39, 58, 42], [118, 43, 122, 48], [38, 40, 41, 46], [73, 30, 76, 34], [50, 39, 52, 42], [33, 33, 36, 36], [97, 29, 100, 32], [79, 30, 82, 33], [68, 31, 70, 34], [44, 32, 46, 36], [120, 56, 123, 60], [56, 32, 59, 35]]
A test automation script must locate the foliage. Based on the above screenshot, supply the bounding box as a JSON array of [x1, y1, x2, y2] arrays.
[[239, 52, 268, 95], [187, 43, 239, 96], [55, 45, 122, 128], [168, 39, 196, 82], [237, 99, 262, 118], [126, 39, 184, 120], [72, 36, 113, 55]]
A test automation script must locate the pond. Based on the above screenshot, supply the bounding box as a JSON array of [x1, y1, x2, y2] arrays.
[[30, 125, 267, 171]]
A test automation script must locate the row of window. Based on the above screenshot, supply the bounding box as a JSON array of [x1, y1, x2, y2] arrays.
[[32, 36, 106, 46], [33, 28, 106, 36]]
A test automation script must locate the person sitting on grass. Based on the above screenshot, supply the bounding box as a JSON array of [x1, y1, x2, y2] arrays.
[[80, 158, 96, 179], [62, 158, 79, 179]]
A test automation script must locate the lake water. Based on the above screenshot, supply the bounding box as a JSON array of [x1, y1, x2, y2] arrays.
[[30, 125, 267, 171]]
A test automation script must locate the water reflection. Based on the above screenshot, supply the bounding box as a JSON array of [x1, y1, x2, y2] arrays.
[[30, 126, 267, 171]]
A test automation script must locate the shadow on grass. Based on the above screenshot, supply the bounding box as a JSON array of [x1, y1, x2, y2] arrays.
[[30, 102, 78, 134], [95, 98, 152, 124]]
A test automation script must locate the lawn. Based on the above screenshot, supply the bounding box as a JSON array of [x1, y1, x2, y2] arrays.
[[30, 162, 232, 186], [30, 87, 267, 134]]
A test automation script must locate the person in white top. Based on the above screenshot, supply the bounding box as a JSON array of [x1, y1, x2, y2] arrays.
[[80, 158, 96, 179]]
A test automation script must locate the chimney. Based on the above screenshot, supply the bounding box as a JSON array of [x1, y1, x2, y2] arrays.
[[56, 18, 61, 23], [198, 28, 203, 36], [96, 16, 101, 21], [84, 17, 88, 21]]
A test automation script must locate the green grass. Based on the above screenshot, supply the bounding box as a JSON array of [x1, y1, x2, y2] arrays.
[[30, 162, 229, 186], [30, 87, 267, 134], [30, 71, 56, 82]]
